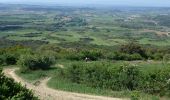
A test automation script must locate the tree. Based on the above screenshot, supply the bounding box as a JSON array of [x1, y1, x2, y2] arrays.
[[120, 42, 147, 58]]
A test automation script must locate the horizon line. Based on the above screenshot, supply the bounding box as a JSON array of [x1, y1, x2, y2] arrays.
[[0, 2, 170, 8]]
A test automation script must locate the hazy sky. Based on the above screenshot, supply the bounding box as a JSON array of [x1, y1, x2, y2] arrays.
[[0, 0, 170, 7]]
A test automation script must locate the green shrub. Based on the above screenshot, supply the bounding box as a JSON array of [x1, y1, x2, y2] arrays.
[[65, 52, 84, 61], [18, 53, 55, 72], [118, 64, 141, 90], [81, 50, 103, 61], [153, 53, 163, 60], [62, 62, 141, 90], [60, 49, 103, 61], [0, 54, 17, 65], [61, 62, 170, 97], [130, 91, 140, 100], [120, 42, 147, 58], [0, 46, 29, 66], [141, 67, 170, 95], [0, 68, 38, 99], [110, 52, 143, 61], [0, 55, 4, 65], [130, 54, 143, 60], [163, 54, 170, 65], [4, 54, 17, 65]]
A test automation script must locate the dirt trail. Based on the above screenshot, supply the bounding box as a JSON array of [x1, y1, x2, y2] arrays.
[[3, 68, 126, 100]]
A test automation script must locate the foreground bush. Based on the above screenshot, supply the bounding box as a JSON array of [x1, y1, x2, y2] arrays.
[[61, 62, 170, 97], [18, 53, 55, 72], [0, 68, 38, 99]]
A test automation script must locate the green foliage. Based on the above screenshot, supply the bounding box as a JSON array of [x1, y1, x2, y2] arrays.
[[0, 68, 38, 99], [65, 53, 83, 61], [61, 62, 170, 97], [0, 53, 18, 65], [0, 55, 4, 65], [120, 42, 147, 58], [141, 67, 170, 95], [145, 47, 169, 60], [118, 64, 140, 90], [63, 49, 84, 61], [4, 54, 17, 65], [1, 43, 169, 63], [18, 53, 55, 72], [110, 52, 143, 61], [81, 50, 103, 61], [163, 54, 170, 65], [62, 62, 141, 90], [130, 91, 140, 100], [57, 48, 103, 61], [0, 45, 30, 65]]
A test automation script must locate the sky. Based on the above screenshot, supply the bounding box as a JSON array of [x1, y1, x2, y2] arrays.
[[0, 0, 170, 7]]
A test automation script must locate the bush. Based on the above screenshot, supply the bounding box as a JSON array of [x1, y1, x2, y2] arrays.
[[117, 64, 141, 90], [141, 68, 170, 95], [130, 53, 143, 60], [64, 51, 84, 61], [62, 62, 141, 90], [0, 68, 38, 99], [4, 54, 17, 65], [18, 53, 55, 72], [0, 54, 17, 65], [163, 54, 170, 65], [64, 62, 114, 88], [0, 45, 29, 66], [0, 55, 4, 65], [81, 50, 103, 61], [61, 62, 170, 97], [120, 42, 147, 59], [110, 52, 143, 61], [131, 91, 140, 100], [153, 53, 163, 60], [61, 49, 103, 61]]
